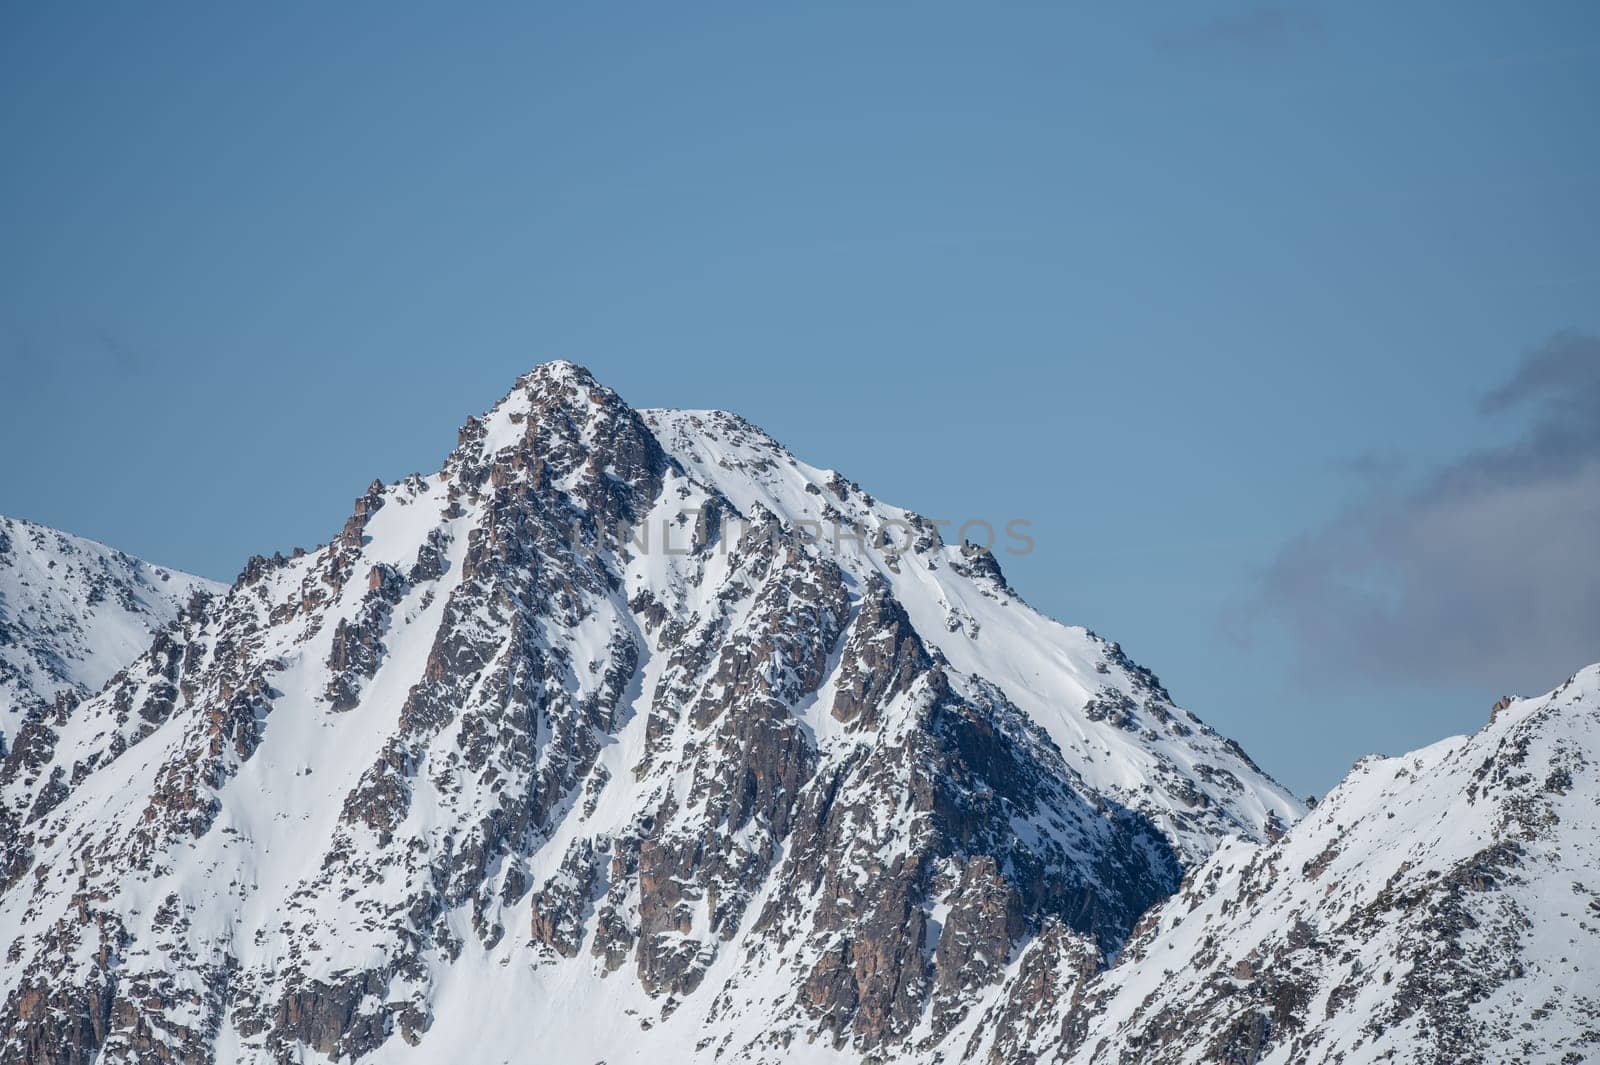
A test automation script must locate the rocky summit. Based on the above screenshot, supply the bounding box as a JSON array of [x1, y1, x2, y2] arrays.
[[0, 362, 1590, 1065]]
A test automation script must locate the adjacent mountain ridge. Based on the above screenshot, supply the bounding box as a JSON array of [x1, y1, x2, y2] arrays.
[[0, 514, 222, 746], [969, 665, 1600, 1065], [0, 362, 1590, 1065]]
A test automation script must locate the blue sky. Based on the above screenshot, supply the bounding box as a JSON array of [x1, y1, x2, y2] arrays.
[[3, 1, 1596, 795]]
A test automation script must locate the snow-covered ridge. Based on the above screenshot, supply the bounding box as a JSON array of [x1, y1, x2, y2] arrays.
[[641, 406, 1303, 861], [0, 514, 222, 744], [968, 664, 1600, 1065]]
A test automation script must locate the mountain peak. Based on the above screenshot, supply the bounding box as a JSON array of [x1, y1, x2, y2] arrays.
[[512, 359, 612, 412], [522, 356, 596, 382], [0, 372, 1303, 1065]]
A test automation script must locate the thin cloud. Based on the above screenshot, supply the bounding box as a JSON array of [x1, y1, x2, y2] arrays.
[[95, 328, 145, 378], [1156, 5, 1324, 57], [1331, 451, 1408, 484], [1234, 332, 1600, 696]]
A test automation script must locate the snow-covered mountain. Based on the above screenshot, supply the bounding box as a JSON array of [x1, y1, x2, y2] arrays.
[[0, 362, 1305, 1065], [0, 514, 221, 747], [967, 665, 1600, 1065]]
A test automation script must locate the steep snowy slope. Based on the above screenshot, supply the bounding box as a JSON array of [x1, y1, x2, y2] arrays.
[[0, 362, 1299, 1065], [970, 665, 1600, 1065], [0, 515, 221, 745], [640, 408, 1298, 866]]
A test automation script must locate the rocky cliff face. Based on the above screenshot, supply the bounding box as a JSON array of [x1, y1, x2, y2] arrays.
[[0, 362, 1306, 1064], [971, 665, 1600, 1065]]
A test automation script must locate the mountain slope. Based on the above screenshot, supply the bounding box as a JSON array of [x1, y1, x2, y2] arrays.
[[0, 362, 1299, 1065], [0, 514, 221, 746], [972, 665, 1600, 1065]]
